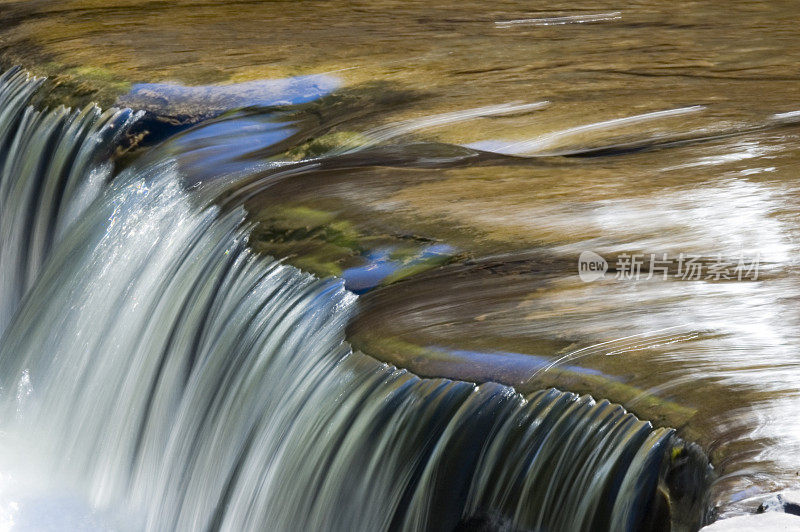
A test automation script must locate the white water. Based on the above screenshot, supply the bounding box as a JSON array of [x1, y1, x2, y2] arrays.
[[0, 67, 140, 333], [0, 68, 704, 531]]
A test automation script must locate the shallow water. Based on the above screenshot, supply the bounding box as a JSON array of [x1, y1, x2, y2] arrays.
[[0, 68, 714, 531], [1, 0, 800, 526]]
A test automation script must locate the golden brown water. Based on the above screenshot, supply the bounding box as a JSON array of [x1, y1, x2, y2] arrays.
[[2, 0, 800, 520]]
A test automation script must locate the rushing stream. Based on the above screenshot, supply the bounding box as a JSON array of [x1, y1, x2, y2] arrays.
[[0, 66, 712, 531], [0, 2, 799, 530]]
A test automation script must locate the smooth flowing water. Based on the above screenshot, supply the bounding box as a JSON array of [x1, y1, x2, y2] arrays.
[[1, 1, 799, 530], [0, 68, 710, 530]]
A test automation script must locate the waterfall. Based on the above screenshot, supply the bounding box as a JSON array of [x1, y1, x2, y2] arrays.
[[0, 68, 709, 531], [0, 67, 141, 334]]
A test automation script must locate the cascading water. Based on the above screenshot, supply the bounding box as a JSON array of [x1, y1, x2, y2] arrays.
[[0, 67, 141, 334], [0, 68, 710, 531]]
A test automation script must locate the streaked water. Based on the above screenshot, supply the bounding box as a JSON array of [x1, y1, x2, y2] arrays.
[[0, 69, 710, 530], [0, 67, 141, 333], [2, 1, 800, 527]]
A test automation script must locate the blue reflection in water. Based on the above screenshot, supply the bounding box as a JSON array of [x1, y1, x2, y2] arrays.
[[429, 346, 612, 378], [122, 74, 341, 180], [121, 74, 340, 111], [343, 244, 454, 294], [169, 116, 299, 179]]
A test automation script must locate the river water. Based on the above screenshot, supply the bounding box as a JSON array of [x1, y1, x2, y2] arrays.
[[0, 1, 799, 530]]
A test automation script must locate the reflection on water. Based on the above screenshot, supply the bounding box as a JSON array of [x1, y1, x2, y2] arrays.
[[214, 102, 798, 518], [342, 244, 454, 294], [2, 0, 800, 524], [141, 86, 800, 517], [494, 12, 623, 28]]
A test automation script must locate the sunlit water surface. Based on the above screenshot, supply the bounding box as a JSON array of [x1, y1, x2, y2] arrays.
[[1, 0, 799, 526]]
